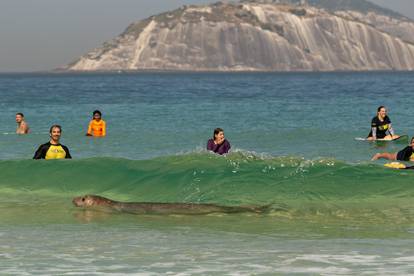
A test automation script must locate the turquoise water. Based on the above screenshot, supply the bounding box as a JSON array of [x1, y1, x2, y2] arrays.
[[1, 72, 414, 274]]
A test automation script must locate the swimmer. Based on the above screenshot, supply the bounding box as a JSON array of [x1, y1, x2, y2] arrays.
[[371, 137, 414, 161], [367, 106, 399, 141], [15, 113, 30, 134], [33, 125, 72, 159], [207, 128, 231, 155], [86, 110, 106, 137], [73, 195, 270, 215]]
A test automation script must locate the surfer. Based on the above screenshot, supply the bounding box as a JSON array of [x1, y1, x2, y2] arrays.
[[367, 106, 399, 141], [86, 110, 106, 137], [15, 113, 30, 134], [371, 137, 414, 161], [33, 125, 72, 159], [207, 128, 231, 155], [72, 195, 270, 215]]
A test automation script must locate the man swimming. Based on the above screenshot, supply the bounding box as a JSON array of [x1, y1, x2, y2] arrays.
[[86, 110, 106, 137], [371, 137, 414, 161], [33, 125, 72, 159], [15, 113, 30, 134]]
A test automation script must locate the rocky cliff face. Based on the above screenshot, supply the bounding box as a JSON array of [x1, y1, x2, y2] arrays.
[[65, 0, 414, 71], [250, 0, 406, 19], [334, 10, 414, 44]]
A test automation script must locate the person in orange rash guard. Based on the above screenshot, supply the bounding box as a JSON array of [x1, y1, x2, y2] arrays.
[[86, 110, 106, 137]]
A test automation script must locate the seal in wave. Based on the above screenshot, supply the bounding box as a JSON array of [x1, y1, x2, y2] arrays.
[[73, 195, 270, 215]]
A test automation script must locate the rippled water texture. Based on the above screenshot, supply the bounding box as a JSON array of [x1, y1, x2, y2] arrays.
[[1, 72, 414, 274]]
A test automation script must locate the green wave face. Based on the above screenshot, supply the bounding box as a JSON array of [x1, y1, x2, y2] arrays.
[[1, 153, 414, 225]]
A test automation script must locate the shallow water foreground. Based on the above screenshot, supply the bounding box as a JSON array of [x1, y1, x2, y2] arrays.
[[2, 214, 414, 275]]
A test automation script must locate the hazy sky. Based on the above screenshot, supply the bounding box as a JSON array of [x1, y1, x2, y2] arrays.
[[0, 0, 413, 72]]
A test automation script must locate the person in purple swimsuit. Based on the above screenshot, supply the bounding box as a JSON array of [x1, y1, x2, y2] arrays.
[[207, 128, 231, 155]]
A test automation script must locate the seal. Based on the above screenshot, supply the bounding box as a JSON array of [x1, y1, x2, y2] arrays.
[[72, 195, 270, 215]]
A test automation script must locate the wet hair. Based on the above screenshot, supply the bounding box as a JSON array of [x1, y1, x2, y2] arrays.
[[16, 112, 24, 117], [213, 128, 224, 140], [49, 124, 62, 134], [377, 106, 386, 113], [93, 110, 102, 117]]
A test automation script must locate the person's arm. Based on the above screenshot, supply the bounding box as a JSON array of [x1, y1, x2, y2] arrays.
[[33, 144, 46, 159], [207, 140, 221, 153], [207, 139, 213, 151], [86, 121, 93, 136], [223, 140, 231, 154], [63, 146, 72, 159], [370, 118, 377, 140], [388, 123, 395, 136], [22, 122, 30, 134], [102, 121, 106, 136], [371, 127, 377, 140]]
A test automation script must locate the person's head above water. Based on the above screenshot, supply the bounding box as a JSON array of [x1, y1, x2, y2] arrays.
[[93, 110, 102, 121], [49, 124, 62, 144], [377, 106, 387, 119], [15, 112, 30, 134], [15, 112, 24, 123], [213, 128, 225, 143]]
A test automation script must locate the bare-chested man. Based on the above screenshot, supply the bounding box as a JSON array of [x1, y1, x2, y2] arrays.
[[16, 113, 30, 134]]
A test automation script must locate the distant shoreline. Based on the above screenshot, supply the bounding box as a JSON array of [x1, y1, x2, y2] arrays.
[[1, 69, 414, 75]]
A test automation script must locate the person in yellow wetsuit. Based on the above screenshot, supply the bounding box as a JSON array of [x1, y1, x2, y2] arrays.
[[33, 125, 72, 159], [86, 110, 106, 137]]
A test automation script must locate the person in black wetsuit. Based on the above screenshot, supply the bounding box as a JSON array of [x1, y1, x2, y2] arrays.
[[367, 106, 398, 140], [371, 137, 414, 161], [33, 125, 72, 159]]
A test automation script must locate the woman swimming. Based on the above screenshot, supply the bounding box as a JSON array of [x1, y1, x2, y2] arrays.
[[207, 128, 231, 155], [367, 106, 399, 141], [371, 137, 414, 161]]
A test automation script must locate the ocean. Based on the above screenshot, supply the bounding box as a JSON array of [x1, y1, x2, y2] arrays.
[[1, 72, 414, 274]]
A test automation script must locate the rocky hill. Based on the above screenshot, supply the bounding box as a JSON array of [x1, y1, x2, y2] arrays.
[[248, 0, 406, 19], [64, 0, 414, 72]]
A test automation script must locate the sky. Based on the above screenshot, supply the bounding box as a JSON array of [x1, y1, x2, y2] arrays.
[[0, 0, 413, 72]]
